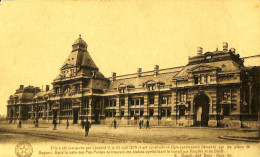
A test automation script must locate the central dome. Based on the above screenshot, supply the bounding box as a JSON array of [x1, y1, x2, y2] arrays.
[[73, 34, 87, 46], [72, 35, 87, 52]]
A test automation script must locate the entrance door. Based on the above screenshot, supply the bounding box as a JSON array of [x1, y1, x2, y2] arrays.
[[194, 93, 210, 126], [73, 109, 79, 124]]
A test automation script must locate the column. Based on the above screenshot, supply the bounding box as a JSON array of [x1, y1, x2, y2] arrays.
[[79, 100, 83, 120], [124, 95, 129, 118], [143, 94, 148, 117], [115, 96, 120, 117], [171, 90, 178, 119], [88, 97, 95, 122], [18, 105, 22, 119], [153, 93, 159, 118], [101, 98, 105, 117]]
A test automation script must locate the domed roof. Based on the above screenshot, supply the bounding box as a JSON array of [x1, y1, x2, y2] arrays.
[[73, 34, 87, 46]]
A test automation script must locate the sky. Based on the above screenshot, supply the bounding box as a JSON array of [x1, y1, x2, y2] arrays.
[[0, 0, 259, 116]]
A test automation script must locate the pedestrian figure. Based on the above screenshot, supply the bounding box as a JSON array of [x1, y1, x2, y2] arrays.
[[35, 117, 39, 128], [66, 118, 69, 129], [53, 118, 57, 130], [18, 120, 22, 129], [84, 118, 91, 137], [112, 119, 117, 129], [81, 120, 85, 129], [141, 120, 144, 127], [139, 120, 142, 129], [145, 120, 150, 129]]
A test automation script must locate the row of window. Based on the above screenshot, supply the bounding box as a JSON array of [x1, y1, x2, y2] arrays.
[[62, 68, 75, 77], [194, 74, 211, 84], [61, 104, 72, 110], [60, 111, 72, 116], [105, 109, 172, 117], [105, 95, 172, 107], [55, 84, 81, 95], [118, 83, 165, 93]]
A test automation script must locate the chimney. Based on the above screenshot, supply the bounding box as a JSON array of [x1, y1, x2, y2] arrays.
[[20, 85, 24, 89], [197, 47, 203, 56], [223, 42, 228, 52], [230, 48, 236, 54], [154, 65, 159, 77], [112, 72, 116, 81], [137, 68, 142, 77], [46, 85, 50, 92]]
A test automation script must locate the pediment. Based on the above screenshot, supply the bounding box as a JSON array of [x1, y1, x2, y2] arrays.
[[61, 63, 73, 70], [188, 65, 219, 73]]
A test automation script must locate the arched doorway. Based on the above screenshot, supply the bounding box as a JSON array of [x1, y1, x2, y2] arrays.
[[193, 93, 210, 126]]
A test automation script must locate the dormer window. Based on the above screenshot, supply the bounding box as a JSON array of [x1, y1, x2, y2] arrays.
[[71, 68, 75, 76], [118, 85, 126, 93], [146, 81, 156, 91], [62, 71, 65, 76]]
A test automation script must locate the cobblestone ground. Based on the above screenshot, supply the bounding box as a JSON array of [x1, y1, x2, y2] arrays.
[[0, 123, 258, 144]]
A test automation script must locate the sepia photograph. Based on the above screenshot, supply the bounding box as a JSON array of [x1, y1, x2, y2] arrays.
[[0, 0, 259, 157]]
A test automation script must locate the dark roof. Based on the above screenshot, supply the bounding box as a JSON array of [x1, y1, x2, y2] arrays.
[[61, 51, 98, 70]]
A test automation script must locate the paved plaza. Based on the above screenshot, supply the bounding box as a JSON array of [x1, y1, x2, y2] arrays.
[[0, 123, 258, 144]]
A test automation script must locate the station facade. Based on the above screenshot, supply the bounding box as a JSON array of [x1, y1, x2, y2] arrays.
[[7, 36, 260, 128]]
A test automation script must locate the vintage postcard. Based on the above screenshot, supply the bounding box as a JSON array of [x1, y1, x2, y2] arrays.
[[0, 0, 259, 157]]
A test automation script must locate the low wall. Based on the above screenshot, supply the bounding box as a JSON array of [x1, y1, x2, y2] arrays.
[[241, 121, 260, 129]]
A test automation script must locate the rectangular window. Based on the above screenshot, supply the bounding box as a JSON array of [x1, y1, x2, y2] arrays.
[[179, 92, 186, 102], [131, 99, 135, 106], [130, 110, 134, 117], [149, 96, 154, 105], [167, 109, 171, 117], [194, 76, 199, 84], [55, 88, 59, 94], [75, 84, 80, 93], [120, 98, 125, 106], [114, 100, 117, 107], [162, 96, 167, 104], [167, 95, 172, 104], [140, 97, 144, 105], [223, 88, 231, 100], [207, 75, 211, 83], [109, 100, 113, 107], [136, 99, 139, 105]]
